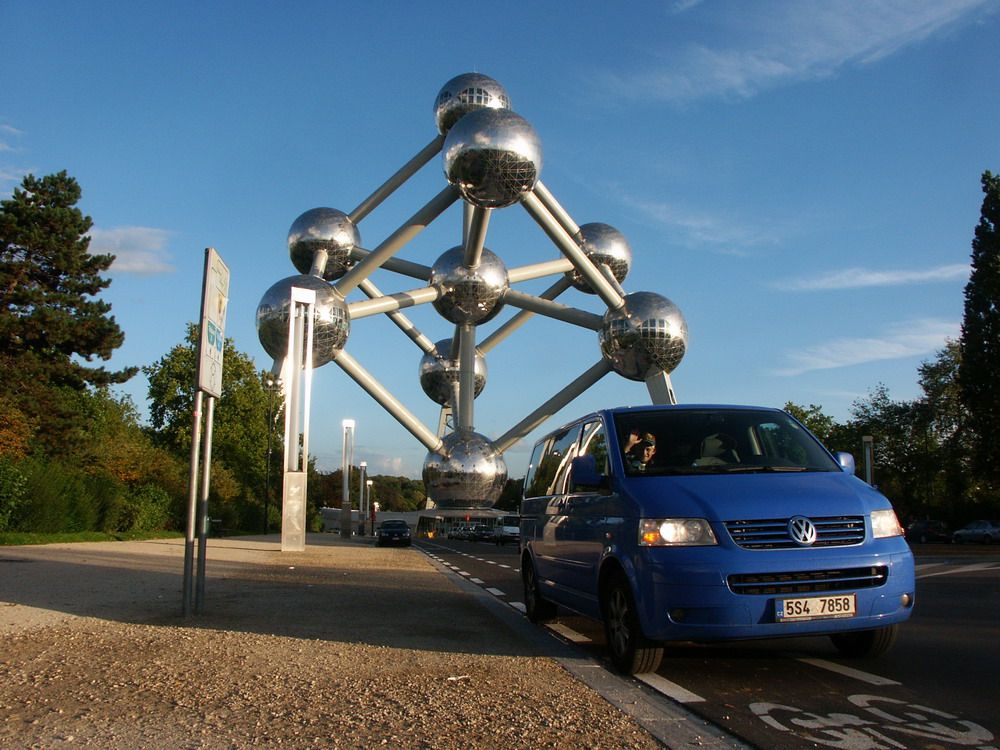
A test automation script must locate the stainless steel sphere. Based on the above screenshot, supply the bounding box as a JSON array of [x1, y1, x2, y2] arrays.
[[599, 292, 688, 381], [255, 274, 350, 367], [419, 338, 487, 406], [430, 245, 508, 325], [434, 72, 511, 135], [422, 429, 508, 509], [569, 223, 632, 293], [442, 108, 542, 209], [287, 207, 360, 281]]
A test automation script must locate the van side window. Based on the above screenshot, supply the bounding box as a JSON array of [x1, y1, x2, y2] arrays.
[[525, 424, 582, 498], [580, 420, 609, 475]]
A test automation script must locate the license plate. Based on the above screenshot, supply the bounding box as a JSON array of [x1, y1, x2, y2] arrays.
[[775, 593, 856, 622]]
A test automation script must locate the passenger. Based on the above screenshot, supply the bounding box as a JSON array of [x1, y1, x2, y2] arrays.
[[625, 430, 657, 471]]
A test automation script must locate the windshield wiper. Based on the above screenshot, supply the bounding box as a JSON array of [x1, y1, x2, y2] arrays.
[[717, 465, 811, 473]]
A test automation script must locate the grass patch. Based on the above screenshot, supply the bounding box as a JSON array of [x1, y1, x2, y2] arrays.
[[0, 530, 184, 546]]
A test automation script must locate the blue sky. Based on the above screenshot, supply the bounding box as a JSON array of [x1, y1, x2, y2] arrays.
[[2, 0, 997, 479]]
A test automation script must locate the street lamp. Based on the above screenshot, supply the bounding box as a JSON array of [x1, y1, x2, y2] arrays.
[[367, 480, 374, 535], [340, 419, 355, 539], [358, 461, 367, 535]]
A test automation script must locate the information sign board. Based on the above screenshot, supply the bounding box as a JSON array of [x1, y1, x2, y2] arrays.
[[198, 248, 230, 397]]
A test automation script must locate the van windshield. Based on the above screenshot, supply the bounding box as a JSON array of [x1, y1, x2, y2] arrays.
[[614, 409, 841, 476]]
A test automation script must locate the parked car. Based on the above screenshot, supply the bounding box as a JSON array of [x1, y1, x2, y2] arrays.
[[520, 404, 915, 675], [470, 524, 493, 542], [448, 525, 472, 540], [905, 519, 950, 543], [951, 520, 1000, 544], [376, 519, 411, 547]]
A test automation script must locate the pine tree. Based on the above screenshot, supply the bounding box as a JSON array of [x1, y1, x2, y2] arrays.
[[0, 171, 136, 454], [959, 171, 1000, 492]]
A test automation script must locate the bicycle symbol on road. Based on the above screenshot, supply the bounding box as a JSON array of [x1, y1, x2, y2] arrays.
[[751, 694, 996, 749]]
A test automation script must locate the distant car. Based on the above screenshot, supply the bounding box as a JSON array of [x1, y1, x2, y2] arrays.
[[470, 524, 493, 542], [951, 520, 1000, 545], [376, 519, 411, 547], [905, 519, 950, 543], [448, 525, 472, 540], [493, 514, 520, 545]]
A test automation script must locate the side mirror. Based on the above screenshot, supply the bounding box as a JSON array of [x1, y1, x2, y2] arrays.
[[570, 454, 609, 492], [835, 452, 856, 474]]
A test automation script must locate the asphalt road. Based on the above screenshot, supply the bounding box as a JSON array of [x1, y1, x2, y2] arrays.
[[418, 538, 1000, 750]]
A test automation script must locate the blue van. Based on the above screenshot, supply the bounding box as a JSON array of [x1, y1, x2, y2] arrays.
[[519, 405, 915, 674]]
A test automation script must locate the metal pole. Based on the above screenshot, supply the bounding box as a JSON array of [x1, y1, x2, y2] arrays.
[[479, 276, 574, 354], [358, 461, 367, 534], [457, 324, 476, 431], [340, 420, 354, 539], [195, 395, 215, 614], [183, 390, 204, 617], [349, 135, 444, 224], [501, 288, 604, 329]]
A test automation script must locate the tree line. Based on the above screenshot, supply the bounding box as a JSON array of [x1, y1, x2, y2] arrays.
[[1, 170, 997, 535]]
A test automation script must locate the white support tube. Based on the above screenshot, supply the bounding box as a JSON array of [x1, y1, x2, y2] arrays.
[[463, 206, 491, 268], [532, 179, 580, 237], [333, 349, 443, 453], [521, 190, 625, 311], [348, 247, 432, 282], [359, 279, 436, 354], [336, 185, 460, 297], [479, 276, 574, 354], [457, 323, 476, 431], [348, 285, 440, 319], [502, 288, 604, 330], [506, 257, 575, 284], [349, 135, 444, 224], [494, 359, 613, 454]]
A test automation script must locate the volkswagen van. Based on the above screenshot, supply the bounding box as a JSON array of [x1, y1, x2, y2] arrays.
[[519, 405, 915, 674]]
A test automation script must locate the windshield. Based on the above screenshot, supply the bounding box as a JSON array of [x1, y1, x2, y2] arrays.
[[614, 408, 841, 477]]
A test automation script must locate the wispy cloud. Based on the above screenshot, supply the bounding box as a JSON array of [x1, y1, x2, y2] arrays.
[[773, 318, 958, 376], [595, 0, 991, 104], [89, 226, 175, 275], [774, 263, 970, 291]]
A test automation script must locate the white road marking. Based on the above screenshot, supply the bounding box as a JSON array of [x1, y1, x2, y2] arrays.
[[510, 602, 526, 613], [798, 658, 900, 686], [917, 562, 998, 579], [470, 577, 484, 584], [485, 587, 506, 597], [636, 673, 706, 703], [546, 623, 592, 643]]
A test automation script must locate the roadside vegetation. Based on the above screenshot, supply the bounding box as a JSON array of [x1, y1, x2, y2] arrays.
[[1, 171, 998, 542]]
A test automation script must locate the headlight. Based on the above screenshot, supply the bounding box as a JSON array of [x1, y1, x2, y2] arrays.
[[639, 518, 717, 546], [871, 509, 903, 539]]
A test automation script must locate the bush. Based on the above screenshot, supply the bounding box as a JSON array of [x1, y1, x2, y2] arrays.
[[13, 458, 99, 533], [122, 484, 172, 532], [0, 457, 27, 532]]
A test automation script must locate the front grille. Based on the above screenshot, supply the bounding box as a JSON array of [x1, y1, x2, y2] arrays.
[[728, 566, 888, 595], [726, 516, 865, 549]]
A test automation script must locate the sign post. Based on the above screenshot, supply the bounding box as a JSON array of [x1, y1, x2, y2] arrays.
[[183, 247, 229, 616]]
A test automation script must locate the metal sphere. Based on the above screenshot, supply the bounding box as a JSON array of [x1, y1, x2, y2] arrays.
[[569, 223, 632, 294], [434, 72, 511, 135], [255, 274, 350, 367], [442, 108, 542, 209], [599, 292, 688, 381], [422, 430, 508, 509], [419, 339, 487, 406], [430, 245, 509, 325], [287, 207, 360, 282]]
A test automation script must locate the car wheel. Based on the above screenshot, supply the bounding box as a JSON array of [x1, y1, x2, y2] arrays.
[[830, 624, 898, 658], [601, 573, 663, 675], [523, 557, 557, 623]]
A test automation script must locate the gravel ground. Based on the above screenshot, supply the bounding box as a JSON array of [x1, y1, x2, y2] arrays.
[[0, 537, 664, 749]]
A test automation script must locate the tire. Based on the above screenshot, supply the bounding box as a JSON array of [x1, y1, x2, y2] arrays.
[[523, 557, 557, 623], [830, 624, 898, 658], [601, 573, 663, 675]]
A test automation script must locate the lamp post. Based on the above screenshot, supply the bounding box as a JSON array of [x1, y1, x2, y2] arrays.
[[340, 419, 355, 539], [367, 480, 374, 535], [358, 461, 367, 535]]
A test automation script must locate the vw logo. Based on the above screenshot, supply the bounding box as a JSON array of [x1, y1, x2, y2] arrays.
[[788, 516, 818, 546]]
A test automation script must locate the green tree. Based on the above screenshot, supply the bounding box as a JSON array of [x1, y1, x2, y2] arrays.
[[144, 324, 278, 528], [959, 170, 1000, 496], [783, 402, 836, 444], [0, 171, 136, 455]]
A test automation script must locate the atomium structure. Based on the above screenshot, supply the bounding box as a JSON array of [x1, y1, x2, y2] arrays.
[[256, 72, 688, 510]]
